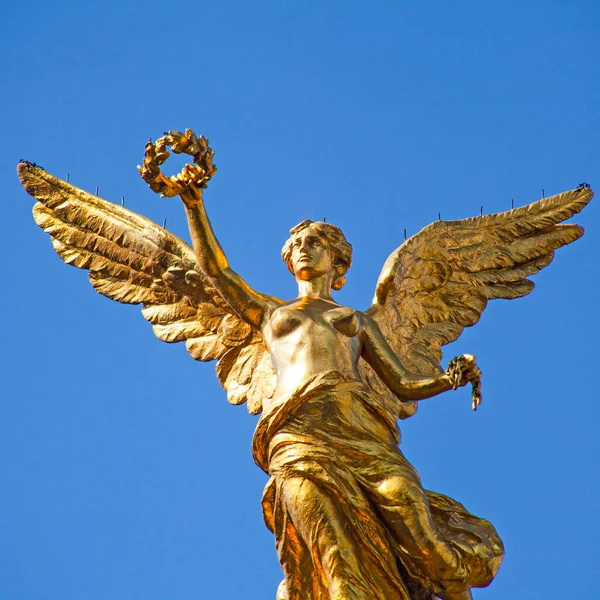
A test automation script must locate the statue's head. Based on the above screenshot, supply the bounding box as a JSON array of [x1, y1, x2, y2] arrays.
[[281, 220, 352, 290]]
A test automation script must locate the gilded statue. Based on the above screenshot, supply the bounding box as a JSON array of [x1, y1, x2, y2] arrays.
[[18, 130, 594, 600]]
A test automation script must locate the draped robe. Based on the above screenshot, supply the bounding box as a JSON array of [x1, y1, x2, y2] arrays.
[[253, 371, 504, 600]]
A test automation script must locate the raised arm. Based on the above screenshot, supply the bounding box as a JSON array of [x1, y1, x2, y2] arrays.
[[137, 129, 279, 328], [180, 185, 274, 328], [360, 312, 474, 401]]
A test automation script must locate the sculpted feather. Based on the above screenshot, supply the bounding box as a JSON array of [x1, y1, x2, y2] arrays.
[[18, 162, 275, 414], [367, 186, 593, 379]]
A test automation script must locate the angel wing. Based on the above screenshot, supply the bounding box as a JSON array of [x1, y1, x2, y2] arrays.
[[359, 185, 593, 418], [18, 162, 276, 414]]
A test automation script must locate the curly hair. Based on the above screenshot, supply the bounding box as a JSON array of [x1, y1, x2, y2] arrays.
[[281, 220, 352, 290]]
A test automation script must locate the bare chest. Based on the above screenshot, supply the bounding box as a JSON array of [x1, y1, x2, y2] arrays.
[[266, 303, 360, 341]]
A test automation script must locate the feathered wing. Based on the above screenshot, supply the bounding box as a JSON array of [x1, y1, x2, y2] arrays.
[[18, 163, 276, 414], [359, 186, 593, 419]]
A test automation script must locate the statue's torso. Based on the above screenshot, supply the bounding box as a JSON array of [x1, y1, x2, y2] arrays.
[[263, 298, 363, 402]]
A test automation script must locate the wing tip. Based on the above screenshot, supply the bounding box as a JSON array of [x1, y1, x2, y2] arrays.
[[572, 223, 585, 239], [17, 159, 46, 174], [17, 161, 53, 196], [17, 160, 34, 185], [574, 184, 594, 205]]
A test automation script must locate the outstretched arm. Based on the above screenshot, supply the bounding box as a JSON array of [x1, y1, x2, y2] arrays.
[[180, 186, 274, 328], [360, 312, 472, 401]]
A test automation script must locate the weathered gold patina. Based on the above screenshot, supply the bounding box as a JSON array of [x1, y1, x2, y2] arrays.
[[18, 130, 593, 600]]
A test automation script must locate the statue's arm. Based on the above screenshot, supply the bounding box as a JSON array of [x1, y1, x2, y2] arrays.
[[360, 312, 455, 401], [181, 186, 274, 328]]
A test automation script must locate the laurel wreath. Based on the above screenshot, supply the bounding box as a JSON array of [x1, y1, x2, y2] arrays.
[[138, 129, 217, 198]]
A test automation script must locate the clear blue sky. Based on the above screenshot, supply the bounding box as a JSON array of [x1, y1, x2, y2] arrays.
[[1, 2, 598, 599]]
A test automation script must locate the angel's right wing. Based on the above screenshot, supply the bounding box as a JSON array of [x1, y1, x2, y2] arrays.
[[18, 162, 276, 414]]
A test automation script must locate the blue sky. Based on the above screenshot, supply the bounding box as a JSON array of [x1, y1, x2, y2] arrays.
[[1, 2, 598, 599]]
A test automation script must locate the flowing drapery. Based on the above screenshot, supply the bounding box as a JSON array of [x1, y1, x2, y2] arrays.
[[253, 372, 503, 600]]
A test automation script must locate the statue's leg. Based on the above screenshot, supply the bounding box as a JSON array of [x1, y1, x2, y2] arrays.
[[280, 475, 369, 600], [364, 471, 470, 597], [279, 475, 409, 600]]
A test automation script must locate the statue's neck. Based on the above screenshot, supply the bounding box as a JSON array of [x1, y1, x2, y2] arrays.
[[297, 276, 333, 300]]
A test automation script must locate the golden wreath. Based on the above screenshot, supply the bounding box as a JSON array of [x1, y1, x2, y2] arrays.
[[138, 129, 217, 199]]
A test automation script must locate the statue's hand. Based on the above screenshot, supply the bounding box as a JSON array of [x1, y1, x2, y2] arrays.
[[446, 354, 481, 388], [446, 354, 483, 411], [138, 129, 217, 201], [179, 181, 204, 209]]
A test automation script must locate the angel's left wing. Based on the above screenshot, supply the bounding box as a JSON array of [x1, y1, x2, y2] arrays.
[[18, 162, 276, 414], [358, 185, 593, 419]]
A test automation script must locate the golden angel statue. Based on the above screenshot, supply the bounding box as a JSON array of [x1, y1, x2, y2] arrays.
[[18, 129, 593, 600]]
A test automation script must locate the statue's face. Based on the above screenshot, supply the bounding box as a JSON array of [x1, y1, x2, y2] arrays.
[[290, 227, 333, 282]]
